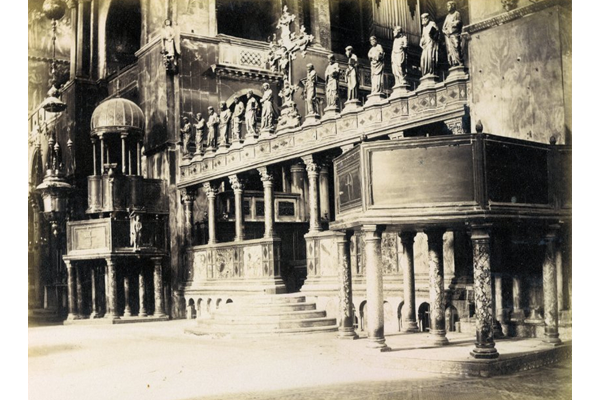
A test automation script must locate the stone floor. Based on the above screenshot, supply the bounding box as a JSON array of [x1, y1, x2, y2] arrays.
[[28, 320, 573, 400]]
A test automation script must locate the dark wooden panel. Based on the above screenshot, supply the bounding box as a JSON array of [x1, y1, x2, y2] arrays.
[[485, 141, 549, 205], [336, 148, 362, 213], [369, 144, 475, 206]]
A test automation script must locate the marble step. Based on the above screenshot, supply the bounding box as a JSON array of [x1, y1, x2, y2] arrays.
[[220, 302, 317, 314], [240, 294, 307, 305], [213, 309, 327, 322], [194, 316, 338, 331], [185, 324, 338, 337]]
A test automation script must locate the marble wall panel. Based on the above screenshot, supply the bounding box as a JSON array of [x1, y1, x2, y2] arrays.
[[381, 232, 399, 275], [192, 250, 208, 282], [214, 248, 234, 279], [318, 237, 338, 277], [243, 244, 263, 278]]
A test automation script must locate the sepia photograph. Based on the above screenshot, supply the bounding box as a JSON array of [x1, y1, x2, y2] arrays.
[[23, 0, 580, 399]]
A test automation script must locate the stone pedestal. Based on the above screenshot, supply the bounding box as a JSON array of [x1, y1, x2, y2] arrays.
[[446, 66, 468, 82], [470, 227, 499, 359], [425, 229, 449, 345], [399, 232, 419, 333], [364, 93, 386, 107], [322, 106, 339, 120], [337, 232, 358, 340], [417, 74, 438, 91], [341, 99, 361, 114], [389, 81, 410, 99], [364, 225, 390, 351], [542, 226, 562, 346], [302, 113, 321, 126]]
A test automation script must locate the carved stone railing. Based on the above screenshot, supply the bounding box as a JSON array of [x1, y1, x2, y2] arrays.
[[185, 237, 285, 294], [179, 75, 469, 187]]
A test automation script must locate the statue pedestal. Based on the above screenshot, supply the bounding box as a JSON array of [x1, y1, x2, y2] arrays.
[[322, 106, 340, 120], [259, 128, 274, 139], [417, 74, 438, 91], [204, 146, 216, 155], [303, 113, 321, 127], [364, 93, 386, 107], [230, 140, 243, 149], [446, 65, 468, 82], [341, 99, 362, 114], [277, 102, 302, 132], [389, 82, 410, 99]]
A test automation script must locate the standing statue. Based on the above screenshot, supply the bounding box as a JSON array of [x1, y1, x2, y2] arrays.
[[391, 26, 409, 87], [194, 113, 206, 154], [367, 36, 385, 94], [420, 13, 439, 77], [260, 83, 275, 133], [324, 54, 340, 111], [180, 116, 193, 157], [345, 46, 359, 102], [305, 63, 319, 116], [161, 19, 180, 73], [443, 1, 464, 67], [130, 213, 142, 250], [206, 106, 218, 150], [218, 101, 231, 148], [245, 90, 258, 138], [232, 96, 245, 143]]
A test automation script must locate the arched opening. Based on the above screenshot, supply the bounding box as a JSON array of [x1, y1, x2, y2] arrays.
[[359, 300, 367, 331], [445, 305, 460, 332], [186, 298, 196, 319], [196, 298, 203, 319], [105, 0, 141, 76], [216, 0, 278, 41], [418, 302, 430, 332], [226, 298, 233, 304], [216, 298, 222, 309], [383, 301, 397, 333], [206, 298, 212, 316], [397, 301, 404, 332]]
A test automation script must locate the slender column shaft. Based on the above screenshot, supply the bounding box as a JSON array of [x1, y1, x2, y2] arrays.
[[76, 264, 84, 317], [137, 140, 142, 176], [494, 274, 504, 323], [364, 225, 389, 350], [128, 148, 132, 176], [258, 168, 274, 238], [470, 226, 499, 359], [182, 189, 195, 246], [123, 273, 132, 317], [319, 167, 330, 221], [76, 0, 86, 76], [68, 1, 78, 79], [91, 139, 97, 175], [121, 135, 127, 174], [290, 164, 306, 221], [66, 261, 77, 320], [338, 231, 358, 339], [543, 226, 562, 345], [153, 258, 166, 317], [425, 229, 449, 345], [399, 231, 419, 332], [229, 175, 244, 241], [100, 136, 105, 171], [90, 266, 98, 318], [203, 183, 217, 244], [556, 237, 564, 311], [138, 266, 147, 317], [105, 258, 119, 319], [302, 157, 321, 233]]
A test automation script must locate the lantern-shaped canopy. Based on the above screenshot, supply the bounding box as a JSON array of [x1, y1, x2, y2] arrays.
[[90, 98, 144, 136]]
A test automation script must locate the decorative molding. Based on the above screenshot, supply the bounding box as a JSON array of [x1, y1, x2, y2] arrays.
[[463, 0, 565, 35]]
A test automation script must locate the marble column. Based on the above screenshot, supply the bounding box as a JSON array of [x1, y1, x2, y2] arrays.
[[363, 225, 390, 351], [137, 140, 142, 176], [152, 257, 166, 317], [76, 0, 89, 77], [105, 258, 119, 319], [258, 167, 274, 239], [121, 134, 127, 174], [67, 0, 78, 79], [138, 266, 147, 317], [399, 231, 419, 333], [91, 138, 97, 175], [425, 229, 449, 345], [229, 175, 245, 241], [494, 274, 506, 337], [203, 183, 218, 244], [182, 188, 195, 245], [312, 0, 332, 49], [319, 166, 330, 222], [89, 266, 98, 318], [470, 226, 499, 359], [290, 163, 306, 221], [76, 264, 84, 318], [65, 260, 78, 320], [511, 276, 525, 321], [337, 231, 358, 339], [123, 272, 132, 317], [542, 225, 562, 345], [100, 135, 105, 170], [302, 156, 321, 233]]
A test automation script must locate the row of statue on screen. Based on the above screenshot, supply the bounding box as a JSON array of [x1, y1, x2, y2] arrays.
[[179, 3, 464, 157]]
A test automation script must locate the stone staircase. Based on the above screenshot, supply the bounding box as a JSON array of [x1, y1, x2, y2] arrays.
[[185, 294, 338, 337]]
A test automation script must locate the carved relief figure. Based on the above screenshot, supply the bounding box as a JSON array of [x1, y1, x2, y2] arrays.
[[218, 101, 231, 147], [325, 54, 340, 109], [245, 90, 258, 138], [305, 63, 319, 115], [206, 106, 218, 149], [180, 116, 193, 157], [367, 36, 385, 94], [260, 83, 275, 132], [391, 26, 408, 86], [193, 113, 206, 153], [420, 13, 439, 77], [345, 46, 359, 101], [443, 1, 464, 67], [232, 96, 245, 142]]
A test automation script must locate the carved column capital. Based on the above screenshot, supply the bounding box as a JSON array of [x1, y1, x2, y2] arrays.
[[301, 155, 320, 176], [257, 167, 273, 182], [228, 175, 245, 191], [399, 231, 417, 245], [67, 0, 78, 9], [181, 187, 196, 204], [202, 182, 218, 197]]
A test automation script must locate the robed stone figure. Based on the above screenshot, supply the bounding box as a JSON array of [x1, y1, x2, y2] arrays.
[[391, 26, 408, 87], [420, 13, 439, 77], [194, 113, 205, 154], [206, 106, 218, 150], [345, 46, 359, 102], [260, 83, 275, 132], [324, 55, 340, 110], [305, 64, 319, 115], [443, 1, 464, 66], [245, 90, 258, 138], [368, 36, 385, 94], [218, 101, 231, 147], [232, 96, 245, 142]]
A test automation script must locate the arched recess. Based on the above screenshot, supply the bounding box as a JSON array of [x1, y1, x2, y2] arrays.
[[397, 301, 404, 332], [418, 302, 430, 332], [445, 305, 460, 332], [99, 0, 142, 78]]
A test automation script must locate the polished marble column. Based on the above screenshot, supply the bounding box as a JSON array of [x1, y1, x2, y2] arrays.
[[337, 231, 358, 339], [399, 231, 419, 332], [425, 229, 449, 345], [182, 188, 196, 245], [65, 260, 78, 320], [152, 257, 166, 317], [89, 265, 98, 318], [105, 258, 119, 319], [138, 266, 147, 317], [76, 263, 84, 318], [229, 175, 245, 241], [258, 167, 274, 239], [123, 272, 132, 317], [290, 163, 306, 221], [203, 183, 218, 244], [319, 166, 330, 221], [543, 225, 562, 345], [511, 276, 525, 321], [302, 156, 321, 233]]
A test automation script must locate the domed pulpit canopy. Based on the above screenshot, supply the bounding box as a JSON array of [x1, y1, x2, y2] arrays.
[[90, 97, 145, 136]]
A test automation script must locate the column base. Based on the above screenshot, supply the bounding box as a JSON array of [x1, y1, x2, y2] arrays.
[[543, 333, 562, 346], [153, 312, 167, 318], [123, 308, 132, 318], [428, 330, 449, 346], [104, 314, 120, 320], [367, 337, 391, 352], [66, 313, 79, 321], [470, 346, 500, 359], [89, 311, 98, 319], [364, 93, 386, 107], [417, 74, 438, 91], [138, 310, 147, 317], [338, 327, 359, 340], [493, 320, 505, 338], [341, 99, 362, 114], [403, 320, 420, 333]]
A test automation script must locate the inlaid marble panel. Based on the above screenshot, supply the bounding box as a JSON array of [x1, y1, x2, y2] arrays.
[[193, 250, 208, 281], [243, 244, 262, 278], [318, 237, 338, 277], [381, 232, 399, 275]]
